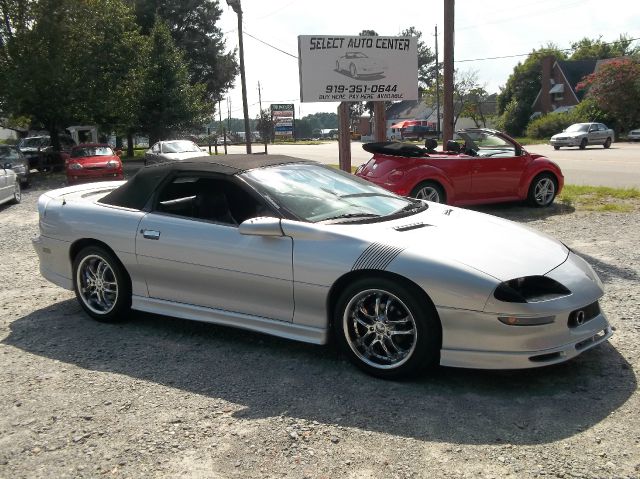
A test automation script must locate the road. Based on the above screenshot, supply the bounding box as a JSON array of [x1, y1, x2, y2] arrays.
[[222, 141, 640, 188]]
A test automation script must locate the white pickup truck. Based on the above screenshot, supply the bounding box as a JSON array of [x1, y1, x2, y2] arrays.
[[550, 122, 614, 150]]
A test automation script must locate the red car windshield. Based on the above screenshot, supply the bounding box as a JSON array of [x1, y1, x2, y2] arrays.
[[71, 146, 114, 158]]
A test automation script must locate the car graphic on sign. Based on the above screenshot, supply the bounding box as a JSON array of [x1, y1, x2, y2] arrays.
[[335, 52, 385, 79]]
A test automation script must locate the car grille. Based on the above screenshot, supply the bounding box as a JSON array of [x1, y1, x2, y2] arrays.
[[568, 301, 600, 328]]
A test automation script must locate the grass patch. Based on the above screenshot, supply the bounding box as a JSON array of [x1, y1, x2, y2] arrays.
[[513, 137, 548, 146], [559, 185, 640, 212]]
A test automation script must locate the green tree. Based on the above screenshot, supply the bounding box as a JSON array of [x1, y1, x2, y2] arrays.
[[1, 0, 144, 149], [496, 44, 567, 135], [255, 108, 274, 142], [136, 18, 209, 144], [130, 0, 238, 102], [399, 26, 437, 90], [570, 35, 640, 60], [576, 58, 640, 133]]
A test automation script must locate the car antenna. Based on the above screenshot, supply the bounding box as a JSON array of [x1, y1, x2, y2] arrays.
[[62, 195, 66, 205]]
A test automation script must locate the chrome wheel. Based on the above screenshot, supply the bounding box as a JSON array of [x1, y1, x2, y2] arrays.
[[76, 254, 119, 315], [413, 185, 440, 202], [13, 180, 21, 203], [533, 177, 555, 206], [343, 289, 418, 370]]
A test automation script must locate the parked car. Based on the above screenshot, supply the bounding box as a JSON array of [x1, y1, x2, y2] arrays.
[[66, 144, 124, 185], [144, 140, 205, 166], [627, 128, 640, 142], [17, 134, 76, 171], [0, 162, 21, 206], [549, 123, 613, 150], [0, 145, 30, 186], [32, 155, 611, 378], [335, 51, 384, 78], [401, 125, 433, 141], [356, 129, 563, 207]]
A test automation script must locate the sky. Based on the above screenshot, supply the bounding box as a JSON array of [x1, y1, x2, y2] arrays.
[[217, 0, 640, 119]]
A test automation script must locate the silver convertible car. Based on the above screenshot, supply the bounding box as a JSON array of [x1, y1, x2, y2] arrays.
[[33, 155, 612, 378]]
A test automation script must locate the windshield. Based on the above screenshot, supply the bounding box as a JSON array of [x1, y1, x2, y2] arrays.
[[354, 52, 367, 58], [18, 137, 48, 148], [0, 146, 23, 162], [566, 124, 589, 133], [162, 141, 200, 153], [242, 163, 419, 223], [71, 146, 114, 158]]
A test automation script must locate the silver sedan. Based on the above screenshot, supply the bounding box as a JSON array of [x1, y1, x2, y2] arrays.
[[144, 140, 206, 165], [32, 155, 611, 378]]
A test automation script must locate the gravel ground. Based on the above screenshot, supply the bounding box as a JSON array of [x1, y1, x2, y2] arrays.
[[1, 173, 639, 479]]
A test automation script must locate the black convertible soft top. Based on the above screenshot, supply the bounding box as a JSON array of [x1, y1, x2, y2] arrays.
[[100, 154, 309, 210]]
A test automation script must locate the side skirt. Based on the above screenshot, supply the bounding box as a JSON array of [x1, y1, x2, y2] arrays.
[[131, 296, 328, 345]]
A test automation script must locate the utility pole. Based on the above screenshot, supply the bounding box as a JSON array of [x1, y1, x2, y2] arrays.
[[219, 99, 227, 155], [443, 0, 455, 144], [257, 81, 267, 154], [226, 0, 252, 153], [435, 25, 441, 138]]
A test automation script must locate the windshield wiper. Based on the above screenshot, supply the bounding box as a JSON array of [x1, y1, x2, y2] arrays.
[[321, 213, 381, 222]]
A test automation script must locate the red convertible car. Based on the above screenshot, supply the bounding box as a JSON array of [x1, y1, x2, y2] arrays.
[[355, 129, 564, 207], [66, 144, 124, 185]]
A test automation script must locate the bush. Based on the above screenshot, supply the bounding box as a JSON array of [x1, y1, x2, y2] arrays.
[[526, 112, 577, 139], [500, 99, 531, 136]]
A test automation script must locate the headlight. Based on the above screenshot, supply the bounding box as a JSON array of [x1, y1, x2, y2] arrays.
[[68, 162, 83, 170], [494, 276, 571, 303], [106, 160, 120, 169]]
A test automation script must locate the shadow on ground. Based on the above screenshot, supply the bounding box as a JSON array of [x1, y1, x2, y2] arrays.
[[4, 299, 634, 446], [472, 201, 575, 222]]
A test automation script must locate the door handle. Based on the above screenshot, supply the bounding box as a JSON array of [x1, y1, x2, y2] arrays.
[[141, 229, 161, 240]]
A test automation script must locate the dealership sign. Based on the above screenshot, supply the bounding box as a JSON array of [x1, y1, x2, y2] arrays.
[[270, 103, 294, 137], [298, 35, 418, 102]]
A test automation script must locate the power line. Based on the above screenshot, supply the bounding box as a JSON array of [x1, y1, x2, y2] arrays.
[[243, 30, 298, 59], [456, 36, 640, 63]]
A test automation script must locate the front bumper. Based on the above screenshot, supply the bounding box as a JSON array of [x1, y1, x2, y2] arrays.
[[550, 137, 584, 147], [66, 170, 124, 185], [438, 252, 611, 369]]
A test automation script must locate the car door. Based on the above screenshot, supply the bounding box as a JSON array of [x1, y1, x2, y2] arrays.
[[135, 173, 294, 322], [469, 133, 526, 200], [0, 166, 9, 202]]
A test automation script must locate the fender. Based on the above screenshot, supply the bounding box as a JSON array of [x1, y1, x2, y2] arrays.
[[518, 156, 564, 198]]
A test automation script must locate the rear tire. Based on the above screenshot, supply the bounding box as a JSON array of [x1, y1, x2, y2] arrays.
[[72, 245, 131, 322], [527, 173, 557, 207], [603, 137, 611, 149], [410, 181, 446, 204], [334, 277, 441, 379]]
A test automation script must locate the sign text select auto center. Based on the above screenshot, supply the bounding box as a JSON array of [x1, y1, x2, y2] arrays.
[[308, 37, 411, 51]]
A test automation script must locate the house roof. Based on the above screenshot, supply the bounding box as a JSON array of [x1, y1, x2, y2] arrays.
[[556, 60, 597, 101], [385, 100, 434, 120]]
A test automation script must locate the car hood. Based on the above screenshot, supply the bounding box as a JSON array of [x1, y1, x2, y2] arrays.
[[552, 131, 585, 138], [161, 151, 205, 160], [70, 156, 119, 167], [283, 202, 568, 282]]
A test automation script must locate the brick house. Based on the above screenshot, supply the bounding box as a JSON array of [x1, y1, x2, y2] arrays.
[[532, 57, 597, 115]]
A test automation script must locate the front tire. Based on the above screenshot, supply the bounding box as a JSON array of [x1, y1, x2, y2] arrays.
[[410, 181, 446, 203], [553, 145, 560, 150], [335, 277, 441, 379], [603, 137, 611, 148], [527, 173, 557, 207], [11, 180, 21, 204], [349, 63, 357, 78], [579, 138, 587, 150], [73, 246, 131, 322]]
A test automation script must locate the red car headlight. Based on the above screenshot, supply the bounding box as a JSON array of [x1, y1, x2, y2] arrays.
[[68, 162, 83, 170], [106, 160, 120, 169]]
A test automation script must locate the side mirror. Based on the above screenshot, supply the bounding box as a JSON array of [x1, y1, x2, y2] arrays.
[[238, 217, 283, 237], [115, 149, 123, 157]]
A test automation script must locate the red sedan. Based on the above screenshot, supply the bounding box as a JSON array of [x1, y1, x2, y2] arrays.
[[355, 129, 564, 207], [66, 144, 124, 185]]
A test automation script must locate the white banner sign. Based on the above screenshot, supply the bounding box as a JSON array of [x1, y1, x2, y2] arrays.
[[298, 35, 418, 102]]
